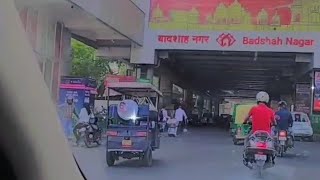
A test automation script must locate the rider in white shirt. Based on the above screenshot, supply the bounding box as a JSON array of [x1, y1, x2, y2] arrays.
[[78, 107, 90, 123], [74, 104, 91, 145], [175, 105, 188, 132]]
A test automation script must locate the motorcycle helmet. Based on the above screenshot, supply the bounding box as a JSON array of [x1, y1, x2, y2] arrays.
[[256, 91, 269, 103], [278, 101, 287, 107]]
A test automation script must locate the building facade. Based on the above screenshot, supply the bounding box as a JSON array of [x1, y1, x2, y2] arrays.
[[130, 0, 320, 127], [15, 0, 145, 101], [131, 0, 320, 66]]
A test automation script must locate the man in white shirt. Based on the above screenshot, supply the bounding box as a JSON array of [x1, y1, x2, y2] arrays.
[[159, 106, 169, 132], [175, 105, 188, 133], [73, 104, 91, 145]]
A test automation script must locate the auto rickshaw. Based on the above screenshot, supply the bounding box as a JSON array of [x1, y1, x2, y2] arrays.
[[231, 103, 255, 145], [105, 82, 162, 167]]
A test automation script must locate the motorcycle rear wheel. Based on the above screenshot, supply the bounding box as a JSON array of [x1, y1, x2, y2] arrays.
[[278, 145, 284, 157], [84, 133, 95, 148], [256, 160, 265, 178]]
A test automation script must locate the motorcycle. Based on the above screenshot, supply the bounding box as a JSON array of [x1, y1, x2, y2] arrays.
[[243, 130, 276, 177], [167, 118, 178, 137], [75, 117, 102, 148], [276, 129, 294, 157]]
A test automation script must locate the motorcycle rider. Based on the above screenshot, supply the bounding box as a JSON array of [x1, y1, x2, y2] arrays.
[[243, 91, 276, 166], [275, 101, 294, 147], [73, 103, 91, 145], [243, 91, 276, 137]]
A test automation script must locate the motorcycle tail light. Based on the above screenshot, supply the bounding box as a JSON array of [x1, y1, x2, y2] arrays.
[[136, 131, 147, 137], [279, 131, 286, 137], [106, 131, 118, 136], [256, 142, 267, 149]]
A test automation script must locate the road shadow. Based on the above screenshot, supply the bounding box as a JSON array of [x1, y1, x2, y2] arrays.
[[111, 159, 164, 168], [276, 151, 310, 160]]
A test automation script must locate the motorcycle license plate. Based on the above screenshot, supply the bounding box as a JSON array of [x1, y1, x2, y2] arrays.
[[279, 137, 287, 141], [122, 140, 132, 147], [254, 154, 267, 161], [280, 140, 285, 145]]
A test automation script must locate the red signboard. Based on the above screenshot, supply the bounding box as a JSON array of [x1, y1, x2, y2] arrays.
[[157, 33, 315, 48], [314, 72, 320, 112], [243, 37, 314, 47], [104, 75, 136, 87], [150, 0, 294, 26], [158, 35, 210, 44], [216, 33, 236, 47]]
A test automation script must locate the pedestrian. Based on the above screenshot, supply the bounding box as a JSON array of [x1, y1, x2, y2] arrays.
[[159, 105, 169, 132], [57, 95, 79, 140], [174, 104, 188, 133]]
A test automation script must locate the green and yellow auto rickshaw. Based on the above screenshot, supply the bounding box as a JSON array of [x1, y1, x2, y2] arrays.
[[231, 103, 255, 145]]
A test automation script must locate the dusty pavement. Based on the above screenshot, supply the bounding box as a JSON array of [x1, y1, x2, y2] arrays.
[[72, 127, 320, 180]]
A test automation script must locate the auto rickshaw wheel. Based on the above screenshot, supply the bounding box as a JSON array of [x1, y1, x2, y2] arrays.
[[142, 147, 152, 167], [106, 151, 115, 167]]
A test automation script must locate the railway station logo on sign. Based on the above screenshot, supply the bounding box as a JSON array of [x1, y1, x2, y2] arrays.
[[216, 33, 236, 47]]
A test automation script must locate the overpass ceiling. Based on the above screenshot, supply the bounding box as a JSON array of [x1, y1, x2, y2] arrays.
[[33, 1, 128, 42], [164, 50, 311, 94]]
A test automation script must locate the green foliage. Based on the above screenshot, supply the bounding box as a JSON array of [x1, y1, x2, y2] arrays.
[[71, 39, 110, 82], [71, 39, 130, 85]]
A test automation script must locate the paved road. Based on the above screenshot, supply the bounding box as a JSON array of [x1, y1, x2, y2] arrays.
[[73, 127, 320, 180]]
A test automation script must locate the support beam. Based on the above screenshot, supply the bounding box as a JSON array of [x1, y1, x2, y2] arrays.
[[71, 33, 98, 48], [175, 55, 296, 62], [96, 39, 131, 47]]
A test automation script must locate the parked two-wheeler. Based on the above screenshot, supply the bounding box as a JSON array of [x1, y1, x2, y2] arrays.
[[75, 117, 102, 148], [276, 129, 294, 157], [243, 130, 276, 177]]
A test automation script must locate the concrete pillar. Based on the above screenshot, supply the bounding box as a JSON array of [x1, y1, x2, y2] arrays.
[[311, 70, 315, 116], [197, 95, 204, 116], [60, 27, 72, 76], [159, 71, 173, 107], [136, 68, 141, 79], [212, 95, 220, 116], [209, 98, 213, 113], [18, 7, 71, 102], [183, 90, 193, 114]]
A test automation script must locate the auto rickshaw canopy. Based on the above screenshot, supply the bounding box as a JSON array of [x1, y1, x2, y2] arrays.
[[106, 82, 163, 97]]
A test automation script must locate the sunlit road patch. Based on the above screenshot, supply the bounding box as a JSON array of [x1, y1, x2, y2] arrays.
[[73, 128, 320, 180]]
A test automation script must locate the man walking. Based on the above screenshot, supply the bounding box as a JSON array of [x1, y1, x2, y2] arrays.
[[159, 105, 169, 132], [175, 105, 188, 133], [58, 95, 79, 140]]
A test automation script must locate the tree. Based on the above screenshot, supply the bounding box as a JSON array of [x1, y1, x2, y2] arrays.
[[71, 39, 130, 82], [71, 39, 110, 82]]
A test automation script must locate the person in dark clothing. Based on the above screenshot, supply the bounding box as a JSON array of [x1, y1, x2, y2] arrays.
[[275, 101, 293, 131], [275, 101, 294, 147]]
